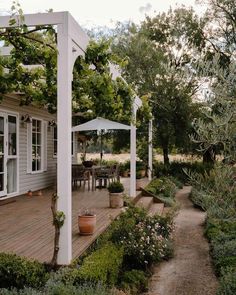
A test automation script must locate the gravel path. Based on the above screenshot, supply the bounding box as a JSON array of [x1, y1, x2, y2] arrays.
[[146, 186, 218, 295]]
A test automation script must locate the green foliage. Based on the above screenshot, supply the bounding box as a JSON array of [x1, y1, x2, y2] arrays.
[[0, 253, 48, 289], [187, 164, 236, 219], [119, 269, 148, 294], [111, 9, 202, 163], [212, 240, 236, 274], [119, 160, 130, 176], [109, 206, 173, 268], [135, 171, 143, 179], [217, 268, 236, 295], [107, 181, 124, 193], [0, 23, 135, 122], [53, 211, 65, 228], [45, 282, 112, 295], [145, 177, 177, 205], [205, 219, 236, 242], [153, 161, 213, 183], [76, 243, 123, 285], [0, 283, 112, 295]]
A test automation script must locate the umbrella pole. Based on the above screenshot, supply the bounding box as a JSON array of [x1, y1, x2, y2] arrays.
[[100, 130, 103, 165]]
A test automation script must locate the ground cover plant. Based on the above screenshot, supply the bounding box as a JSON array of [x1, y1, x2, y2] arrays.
[[188, 163, 236, 294]]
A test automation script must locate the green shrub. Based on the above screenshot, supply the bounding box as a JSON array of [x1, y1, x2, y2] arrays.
[[0, 283, 113, 295], [145, 177, 177, 206], [217, 268, 236, 295], [153, 161, 213, 183], [120, 269, 148, 294], [212, 240, 236, 274], [211, 231, 236, 245], [0, 288, 39, 294], [0, 253, 47, 289], [76, 243, 123, 285], [205, 219, 236, 241], [107, 181, 124, 193], [45, 282, 112, 295], [187, 164, 236, 219]]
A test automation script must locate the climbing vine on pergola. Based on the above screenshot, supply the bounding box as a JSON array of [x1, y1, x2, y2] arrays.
[[0, 13, 135, 124]]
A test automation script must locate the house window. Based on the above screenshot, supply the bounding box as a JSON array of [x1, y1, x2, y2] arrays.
[[53, 126, 74, 157], [32, 119, 42, 171], [27, 118, 47, 173]]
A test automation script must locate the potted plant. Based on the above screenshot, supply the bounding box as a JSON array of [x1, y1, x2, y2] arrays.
[[108, 181, 124, 208], [82, 160, 94, 168], [136, 170, 143, 191], [78, 209, 96, 235]]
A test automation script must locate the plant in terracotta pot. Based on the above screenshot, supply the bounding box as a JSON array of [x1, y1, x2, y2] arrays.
[[78, 209, 96, 235], [136, 170, 143, 191], [107, 181, 124, 208], [82, 160, 94, 168]]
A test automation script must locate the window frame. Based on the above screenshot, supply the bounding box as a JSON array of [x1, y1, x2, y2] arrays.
[[27, 117, 46, 174]]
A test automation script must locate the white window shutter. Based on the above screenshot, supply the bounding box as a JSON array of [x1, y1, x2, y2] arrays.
[[27, 123, 32, 173], [43, 121, 47, 171]]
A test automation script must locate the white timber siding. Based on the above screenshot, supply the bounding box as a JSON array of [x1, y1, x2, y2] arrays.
[[0, 94, 59, 196]]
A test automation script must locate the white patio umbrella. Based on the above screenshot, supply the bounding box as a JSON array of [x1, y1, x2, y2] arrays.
[[72, 117, 131, 162]]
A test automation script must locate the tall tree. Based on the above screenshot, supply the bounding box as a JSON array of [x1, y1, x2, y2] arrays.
[[190, 0, 236, 162], [111, 8, 204, 164]]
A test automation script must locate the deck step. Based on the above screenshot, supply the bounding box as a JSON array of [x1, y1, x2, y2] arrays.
[[136, 196, 153, 210], [148, 203, 164, 216]]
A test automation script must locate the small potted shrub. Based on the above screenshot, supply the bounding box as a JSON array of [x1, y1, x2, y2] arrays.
[[78, 209, 96, 235], [136, 170, 143, 191], [108, 181, 124, 208], [82, 160, 93, 168]]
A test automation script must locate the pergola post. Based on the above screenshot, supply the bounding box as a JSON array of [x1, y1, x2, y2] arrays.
[[148, 118, 153, 181], [57, 22, 73, 265], [130, 97, 142, 198]]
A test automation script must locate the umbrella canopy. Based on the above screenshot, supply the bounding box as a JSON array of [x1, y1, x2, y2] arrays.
[[72, 117, 131, 132], [72, 117, 130, 163]]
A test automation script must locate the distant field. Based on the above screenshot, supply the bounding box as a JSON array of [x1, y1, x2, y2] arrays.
[[79, 153, 200, 163]]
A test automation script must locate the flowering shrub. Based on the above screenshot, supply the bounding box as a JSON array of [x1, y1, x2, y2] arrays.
[[110, 206, 174, 267]]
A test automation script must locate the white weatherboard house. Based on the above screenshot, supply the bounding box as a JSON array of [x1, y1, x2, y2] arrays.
[[0, 94, 58, 199]]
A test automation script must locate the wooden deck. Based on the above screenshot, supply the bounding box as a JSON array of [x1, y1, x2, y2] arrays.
[[0, 178, 149, 263], [0, 185, 121, 263]]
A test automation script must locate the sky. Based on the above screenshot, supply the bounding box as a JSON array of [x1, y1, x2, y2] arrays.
[[0, 0, 205, 29]]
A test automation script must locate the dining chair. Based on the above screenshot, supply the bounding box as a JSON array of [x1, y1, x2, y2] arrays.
[[72, 165, 90, 190], [94, 166, 114, 189]]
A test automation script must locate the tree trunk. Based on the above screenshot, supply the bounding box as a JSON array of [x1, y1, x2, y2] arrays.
[[50, 194, 60, 269], [163, 146, 170, 165], [203, 147, 216, 164]]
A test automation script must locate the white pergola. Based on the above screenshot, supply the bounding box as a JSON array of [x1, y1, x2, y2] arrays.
[[0, 12, 148, 265]]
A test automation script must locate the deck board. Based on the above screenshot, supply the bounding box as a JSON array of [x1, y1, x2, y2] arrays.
[[0, 177, 149, 263], [0, 184, 124, 263]]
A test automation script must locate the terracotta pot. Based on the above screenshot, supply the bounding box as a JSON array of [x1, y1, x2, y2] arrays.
[[136, 179, 143, 191], [109, 192, 124, 208], [78, 215, 96, 235], [27, 190, 33, 197], [123, 171, 129, 177], [140, 169, 146, 177]]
